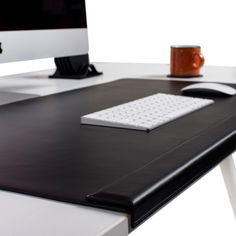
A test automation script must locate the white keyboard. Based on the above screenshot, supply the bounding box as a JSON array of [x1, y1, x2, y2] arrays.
[[81, 93, 214, 131]]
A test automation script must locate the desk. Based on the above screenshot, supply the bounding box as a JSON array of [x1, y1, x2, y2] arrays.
[[0, 63, 235, 236]]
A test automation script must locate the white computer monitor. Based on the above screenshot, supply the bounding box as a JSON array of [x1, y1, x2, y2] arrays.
[[0, 0, 89, 63]]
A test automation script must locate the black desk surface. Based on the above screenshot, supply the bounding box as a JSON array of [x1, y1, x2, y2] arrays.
[[0, 79, 236, 228]]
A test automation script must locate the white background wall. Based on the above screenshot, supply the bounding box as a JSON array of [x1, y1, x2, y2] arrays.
[[0, 0, 236, 235], [86, 0, 236, 67]]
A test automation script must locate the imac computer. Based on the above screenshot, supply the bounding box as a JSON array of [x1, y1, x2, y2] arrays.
[[0, 0, 100, 79]]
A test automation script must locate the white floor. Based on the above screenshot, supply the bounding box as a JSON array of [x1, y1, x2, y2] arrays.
[[130, 153, 236, 236]]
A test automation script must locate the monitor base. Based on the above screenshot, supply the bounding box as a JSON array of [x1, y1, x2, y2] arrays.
[[49, 54, 103, 80]]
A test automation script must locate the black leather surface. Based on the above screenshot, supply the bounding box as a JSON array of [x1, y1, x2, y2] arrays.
[[0, 79, 236, 228]]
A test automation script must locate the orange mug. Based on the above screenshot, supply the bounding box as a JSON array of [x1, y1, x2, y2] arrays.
[[170, 45, 204, 77]]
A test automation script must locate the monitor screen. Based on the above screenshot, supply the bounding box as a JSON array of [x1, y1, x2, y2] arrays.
[[0, 0, 88, 63], [0, 0, 87, 31]]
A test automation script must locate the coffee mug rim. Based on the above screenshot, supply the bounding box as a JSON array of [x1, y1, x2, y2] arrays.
[[171, 45, 200, 49]]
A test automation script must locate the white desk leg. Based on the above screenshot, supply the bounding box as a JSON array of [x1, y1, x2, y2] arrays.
[[220, 155, 236, 218]]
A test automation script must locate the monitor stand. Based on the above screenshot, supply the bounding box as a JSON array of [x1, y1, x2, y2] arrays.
[[49, 54, 102, 80]]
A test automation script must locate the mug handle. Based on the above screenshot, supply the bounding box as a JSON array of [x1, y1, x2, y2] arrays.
[[193, 53, 205, 69]]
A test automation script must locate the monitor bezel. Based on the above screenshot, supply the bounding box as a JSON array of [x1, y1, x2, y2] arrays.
[[0, 28, 89, 63]]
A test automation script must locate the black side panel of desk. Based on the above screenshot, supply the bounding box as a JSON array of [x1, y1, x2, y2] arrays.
[[0, 79, 235, 228]]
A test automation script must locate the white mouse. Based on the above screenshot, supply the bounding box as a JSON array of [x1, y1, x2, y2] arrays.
[[181, 83, 236, 96]]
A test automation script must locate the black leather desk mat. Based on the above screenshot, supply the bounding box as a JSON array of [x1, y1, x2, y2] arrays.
[[0, 79, 236, 228]]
